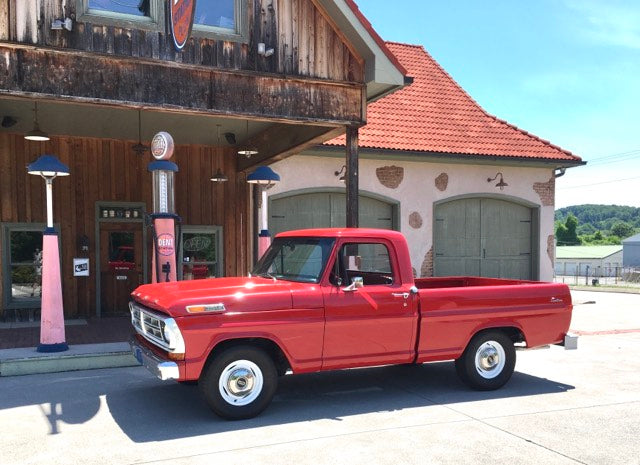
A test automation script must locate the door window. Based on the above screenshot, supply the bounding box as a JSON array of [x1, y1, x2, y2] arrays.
[[108, 232, 136, 271], [333, 242, 395, 286]]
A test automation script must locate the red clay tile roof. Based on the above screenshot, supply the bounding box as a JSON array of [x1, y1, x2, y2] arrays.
[[325, 42, 581, 163]]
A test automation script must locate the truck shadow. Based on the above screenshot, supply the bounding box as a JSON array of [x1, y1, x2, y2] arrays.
[[105, 362, 574, 442]]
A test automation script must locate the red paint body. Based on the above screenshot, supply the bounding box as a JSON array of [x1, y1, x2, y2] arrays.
[[131, 228, 573, 381]]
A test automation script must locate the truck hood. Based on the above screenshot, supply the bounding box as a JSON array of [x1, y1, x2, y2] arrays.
[[131, 277, 321, 317]]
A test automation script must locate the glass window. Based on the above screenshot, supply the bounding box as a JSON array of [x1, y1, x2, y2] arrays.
[[194, 1, 235, 30], [87, 0, 150, 17], [2, 225, 45, 306], [335, 242, 395, 286], [253, 237, 335, 283], [108, 232, 136, 270], [180, 228, 223, 280], [77, 0, 162, 28], [192, 0, 246, 41]]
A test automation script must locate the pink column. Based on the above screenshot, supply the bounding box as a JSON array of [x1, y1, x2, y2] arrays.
[[258, 230, 271, 259], [38, 232, 68, 352], [152, 217, 177, 283]]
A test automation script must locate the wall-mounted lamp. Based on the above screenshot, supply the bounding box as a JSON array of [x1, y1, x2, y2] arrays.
[[224, 132, 236, 145], [237, 120, 258, 158], [487, 172, 508, 190], [132, 110, 149, 155], [25, 102, 50, 141], [211, 125, 228, 182], [210, 168, 228, 182], [257, 42, 274, 57], [2, 116, 17, 128], [51, 17, 73, 31], [334, 165, 346, 183]]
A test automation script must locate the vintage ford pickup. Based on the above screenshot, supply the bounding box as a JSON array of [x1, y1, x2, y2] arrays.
[[130, 228, 576, 420]]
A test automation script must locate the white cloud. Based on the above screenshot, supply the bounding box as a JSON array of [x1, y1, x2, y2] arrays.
[[565, 0, 640, 49]]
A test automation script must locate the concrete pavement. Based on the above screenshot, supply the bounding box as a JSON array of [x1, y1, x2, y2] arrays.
[[0, 290, 639, 464]]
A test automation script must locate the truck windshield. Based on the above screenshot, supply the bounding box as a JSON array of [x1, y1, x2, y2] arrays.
[[252, 237, 335, 283]]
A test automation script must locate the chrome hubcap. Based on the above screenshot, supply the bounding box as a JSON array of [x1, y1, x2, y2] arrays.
[[475, 341, 506, 379], [219, 360, 263, 406]]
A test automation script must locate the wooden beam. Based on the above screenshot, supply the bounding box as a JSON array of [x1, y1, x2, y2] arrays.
[[345, 125, 359, 228], [237, 124, 344, 171], [0, 43, 366, 126]]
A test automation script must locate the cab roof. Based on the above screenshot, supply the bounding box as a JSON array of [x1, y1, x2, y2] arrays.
[[275, 228, 405, 241]]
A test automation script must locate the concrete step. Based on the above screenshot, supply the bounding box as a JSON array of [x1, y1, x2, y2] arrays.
[[0, 342, 138, 377]]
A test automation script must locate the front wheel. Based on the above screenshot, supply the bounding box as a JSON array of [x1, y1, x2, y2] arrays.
[[455, 331, 516, 390], [200, 346, 277, 420]]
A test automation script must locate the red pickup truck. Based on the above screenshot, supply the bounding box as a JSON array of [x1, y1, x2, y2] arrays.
[[130, 228, 576, 420]]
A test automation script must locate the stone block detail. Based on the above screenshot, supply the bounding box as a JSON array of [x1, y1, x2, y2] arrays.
[[547, 235, 555, 265], [435, 172, 448, 191], [409, 212, 423, 229], [533, 176, 555, 206], [376, 165, 404, 189], [420, 247, 434, 277]]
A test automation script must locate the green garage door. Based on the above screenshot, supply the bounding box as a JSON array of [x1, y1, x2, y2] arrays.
[[434, 198, 534, 279], [270, 193, 394, 236]]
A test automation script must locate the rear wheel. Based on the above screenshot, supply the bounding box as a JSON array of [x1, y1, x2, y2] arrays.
[[200, 346, 277, 420], [455, 331, 515, 390]]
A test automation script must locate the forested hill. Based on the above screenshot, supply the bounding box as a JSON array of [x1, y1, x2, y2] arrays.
[[555, 204, 640, 235]]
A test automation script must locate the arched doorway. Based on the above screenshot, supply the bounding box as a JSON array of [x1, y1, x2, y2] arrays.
[[269, 190, 398, 236], [434, 196, 538, 280]]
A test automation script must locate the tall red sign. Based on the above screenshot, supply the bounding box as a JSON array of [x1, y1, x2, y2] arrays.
[[170, 0, 196, 50]]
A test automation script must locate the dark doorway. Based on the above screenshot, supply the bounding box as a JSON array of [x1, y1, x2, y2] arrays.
[[99, 223, 143, 315]]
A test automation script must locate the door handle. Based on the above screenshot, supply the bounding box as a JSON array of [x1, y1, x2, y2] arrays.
[[392, 292, 410, 299]]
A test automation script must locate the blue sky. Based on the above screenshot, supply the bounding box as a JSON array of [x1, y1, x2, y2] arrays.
[[357, 0, 640, 208]]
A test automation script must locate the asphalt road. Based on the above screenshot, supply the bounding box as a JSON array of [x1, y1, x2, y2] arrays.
[[1, 290, 639, 465]]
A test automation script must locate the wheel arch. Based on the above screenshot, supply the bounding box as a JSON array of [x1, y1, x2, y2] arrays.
[[201, 337, 291, 378]]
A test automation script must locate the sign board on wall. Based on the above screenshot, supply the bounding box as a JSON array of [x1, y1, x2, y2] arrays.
[[73, 258, 90, 277], [170, 0, 196, 51]]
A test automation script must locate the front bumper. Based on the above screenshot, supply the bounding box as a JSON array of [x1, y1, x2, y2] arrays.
[[130, 336, 180, 380]]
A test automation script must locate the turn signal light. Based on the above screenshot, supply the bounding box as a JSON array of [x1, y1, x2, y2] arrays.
[[168, 352, 185, 361]]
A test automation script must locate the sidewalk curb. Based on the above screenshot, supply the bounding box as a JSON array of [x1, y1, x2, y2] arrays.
[[0, 342, 138, 377]]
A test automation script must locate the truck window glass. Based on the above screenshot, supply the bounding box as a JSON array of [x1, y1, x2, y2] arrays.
[[337, 242, 394, 286], [253, 237, 335, 283]]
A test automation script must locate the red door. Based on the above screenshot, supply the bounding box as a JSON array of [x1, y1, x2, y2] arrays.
[[321, 240, 417, 370]]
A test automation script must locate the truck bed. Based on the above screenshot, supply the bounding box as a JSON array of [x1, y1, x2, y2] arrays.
[[414, 276, 573, 363], [415, 276, 531, 289]]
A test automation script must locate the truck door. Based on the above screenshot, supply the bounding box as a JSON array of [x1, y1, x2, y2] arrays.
[[321, 240, 417, 370]]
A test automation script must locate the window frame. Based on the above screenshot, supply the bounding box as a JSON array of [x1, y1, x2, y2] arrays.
[[331, 240, 398, 287], [1, 222, 59, 309], [75, 0, 165, 31], [191, 0, 249, 44], [178, 225, 224, 280]]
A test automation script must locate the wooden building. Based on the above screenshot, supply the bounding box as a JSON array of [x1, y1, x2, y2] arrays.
[[0, 0, 407, 320]]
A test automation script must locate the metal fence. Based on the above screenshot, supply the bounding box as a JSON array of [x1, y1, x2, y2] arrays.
[[554, 266, 640, 287]]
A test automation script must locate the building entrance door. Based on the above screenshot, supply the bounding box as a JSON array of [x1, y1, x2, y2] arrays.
[[99, 223, 143, 315]]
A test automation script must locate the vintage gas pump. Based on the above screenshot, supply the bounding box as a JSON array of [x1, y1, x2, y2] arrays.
[[148, 132, 180, 283]]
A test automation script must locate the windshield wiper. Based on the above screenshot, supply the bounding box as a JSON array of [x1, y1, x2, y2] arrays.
[[257, 272, 277, 282]]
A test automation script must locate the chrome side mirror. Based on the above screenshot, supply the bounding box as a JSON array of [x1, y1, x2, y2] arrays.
[[342, 276, 363, 292]]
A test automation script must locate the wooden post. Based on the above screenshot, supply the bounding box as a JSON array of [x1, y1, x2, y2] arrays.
[[346, 125, 359, 228]]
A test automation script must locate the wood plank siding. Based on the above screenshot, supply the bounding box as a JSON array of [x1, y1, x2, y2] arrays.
[[0, 132, 251, 318], [0, 0, 363, 82]]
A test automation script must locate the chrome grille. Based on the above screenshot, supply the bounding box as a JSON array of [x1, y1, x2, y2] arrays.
[[129, 301, 170, 350]]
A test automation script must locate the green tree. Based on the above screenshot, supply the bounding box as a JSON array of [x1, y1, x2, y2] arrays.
[[610, 221, 634, 239], [562, 214, 580, 245]]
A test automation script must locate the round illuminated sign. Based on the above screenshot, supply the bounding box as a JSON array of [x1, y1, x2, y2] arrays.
[[170, 0, 195, 51], [157, 233, 175, 256], [151, 132, 175, 160]]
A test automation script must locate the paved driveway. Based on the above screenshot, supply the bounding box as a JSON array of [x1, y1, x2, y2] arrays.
[[1, 290, 639, 465]]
